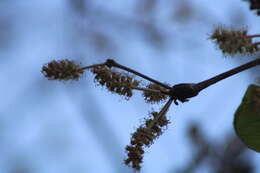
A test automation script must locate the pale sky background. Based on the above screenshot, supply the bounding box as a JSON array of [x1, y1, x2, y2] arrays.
[[0, 0, 259, 173]]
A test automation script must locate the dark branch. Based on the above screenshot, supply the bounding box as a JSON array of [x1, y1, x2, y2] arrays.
[[195, 58, 260, 91], [105, 59, 172, 89], [169, 58, 260, 105]]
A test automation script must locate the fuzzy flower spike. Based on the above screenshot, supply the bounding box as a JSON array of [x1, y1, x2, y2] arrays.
[[42, 59, 84, 80], [210, 27, 259, 55]]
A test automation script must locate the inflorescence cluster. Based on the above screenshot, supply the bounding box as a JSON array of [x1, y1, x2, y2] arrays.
[[143, 83, 169, 103], [41, 24, 260, 172], [125, 111, 170, 171], [42, 59, 84, 80], [92, 65, 140, 98], [42, 59, 172, 171], [210, 27, 259, 55]]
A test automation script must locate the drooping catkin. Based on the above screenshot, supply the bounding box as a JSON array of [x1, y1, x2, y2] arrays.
[[91, 65, 140, 98], [42, 59, 84, 80], [124, 111, 170, 171], [143, 83, 169, 103], [210, 27, 259, 55]]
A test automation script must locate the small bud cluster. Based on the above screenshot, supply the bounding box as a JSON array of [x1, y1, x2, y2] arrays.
[[42, 59, 84, 80], [124, 111, 170, 171], [92, 66, 140, 98], [210, 27, 259, 55], [246, 0, 260, 15], [143, 83, 169, 103]]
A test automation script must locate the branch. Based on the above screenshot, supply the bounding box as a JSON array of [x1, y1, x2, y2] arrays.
[[168, 58, 260, 104], [131, 86, 169, 95], [104, 59, 172, 89], [195, 58, 260, 91], [79, 63, 105, 71]]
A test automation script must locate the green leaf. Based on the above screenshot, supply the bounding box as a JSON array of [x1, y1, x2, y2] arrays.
[[234, 84, 260, 152]]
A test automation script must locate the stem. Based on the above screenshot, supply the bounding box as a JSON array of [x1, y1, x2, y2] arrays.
[[79, 63, 105, 71], [195, 58, 260, 91], [105, 59, 172, 89], [147, 98, 173, 129], [131, 86, 170, 95], [247, 34, 260, 38]]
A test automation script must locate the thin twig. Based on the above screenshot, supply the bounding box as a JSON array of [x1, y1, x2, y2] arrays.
[[105, 59, 172, 89], [247, 34, 260, 38], [147, 98, 173, 129], [79, 63, 105, 71], [131, 86, 170, 95]]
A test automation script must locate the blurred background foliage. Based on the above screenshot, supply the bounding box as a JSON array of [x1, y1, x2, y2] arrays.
[[0, 0, 259, 173]]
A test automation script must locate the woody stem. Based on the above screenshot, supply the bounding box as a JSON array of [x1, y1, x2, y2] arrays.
[[195, 58, 260, 91]]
